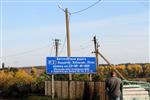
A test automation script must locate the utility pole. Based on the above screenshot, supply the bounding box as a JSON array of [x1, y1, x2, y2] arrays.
[[93, 36, 125, 80], [65, 8, 72, 80], [55, 39, 60, 57], [52, 39, 60, 99], [2, 62, 5, 69], [93, 36, 99, 66], [90, 36, 99, 80], [97, 52, 125, 80]]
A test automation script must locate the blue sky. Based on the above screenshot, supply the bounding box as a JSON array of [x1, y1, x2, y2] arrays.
[[0, 0, 149, 67]]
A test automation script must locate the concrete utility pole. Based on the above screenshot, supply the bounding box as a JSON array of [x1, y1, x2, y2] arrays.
[[65, 8, 72, 80], [52, 39, 60, 99]]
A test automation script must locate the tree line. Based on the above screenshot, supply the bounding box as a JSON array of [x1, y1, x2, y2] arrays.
[[0, 63, 150, 98]]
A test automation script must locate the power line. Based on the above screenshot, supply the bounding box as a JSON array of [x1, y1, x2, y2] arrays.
[[50, 44, 54, 56], [59, 36, 66, 55], [58, 0, 101, 15], [70, 0, 101, 14], [1, 44, 50, 58], [58, 5, 66, 12]]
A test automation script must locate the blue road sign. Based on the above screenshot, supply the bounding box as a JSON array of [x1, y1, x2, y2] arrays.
[[46, 57, 96, 74]]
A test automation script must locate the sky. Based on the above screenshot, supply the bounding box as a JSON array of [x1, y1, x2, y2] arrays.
[[0, 0, 149, 67]]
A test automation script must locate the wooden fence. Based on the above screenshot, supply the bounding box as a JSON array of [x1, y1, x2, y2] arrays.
[[45, 81, 108, 100]]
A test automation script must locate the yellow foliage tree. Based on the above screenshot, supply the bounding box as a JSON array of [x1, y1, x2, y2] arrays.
[[143, 64, 150, 77], [97, 66, 105, 76], [116, 65, 125, 71], [115, 65, 127, 77], [127, 64, 142, 77], [0, 71, 14, 88], [31, 67, 37, 81], [15, 70, 33, 84]]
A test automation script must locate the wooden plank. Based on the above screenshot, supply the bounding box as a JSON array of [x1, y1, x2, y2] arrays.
[[62, 81, 68, 99], [95, 82, 100, 100], [99, 82, 105, 100], [103, 82, 108, 100], [89, 81, 94, 100], [102, 82, 106, 100], [48, 81, 52, 96], [100, 82, 104, 100], [102, 82, 105, 100], [76, 81, 84, 100], [45, 81, 48, 96], [82, 81, 89, 100], [75, 81, 80, 99], [80, 81, 85, 99], [55, 81, 62, 98], [70, 81, 76, 100]]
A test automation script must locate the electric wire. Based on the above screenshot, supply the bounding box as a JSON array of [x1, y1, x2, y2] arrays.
[[59, 36, 67, 55], [1, 44, 50, 58], [70, 0, 101, 14], [58, 5, 65, 12], [57, 0, 101, 56], [58, 0, 101, 15], [50, 44, 54, 56]]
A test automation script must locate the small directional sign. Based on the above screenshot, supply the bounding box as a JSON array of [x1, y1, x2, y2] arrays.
[[46, 57, 96, 74]]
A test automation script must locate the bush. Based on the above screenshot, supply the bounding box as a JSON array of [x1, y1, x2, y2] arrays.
[[0, 70, 35, 98]]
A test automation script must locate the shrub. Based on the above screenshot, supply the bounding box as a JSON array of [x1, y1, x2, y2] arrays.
[[0, 70, 35, 98]]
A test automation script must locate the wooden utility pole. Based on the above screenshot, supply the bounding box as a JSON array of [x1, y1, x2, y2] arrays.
[[52, 39, 60, 99], [55, 39, 59, 57], [93, 36, 125, 79], [2, 62, 5, 69], [97, 52, 125, 80], [65, 8, 72, 80], [90, 36, 99, 81], [93, 36, 99, 66]]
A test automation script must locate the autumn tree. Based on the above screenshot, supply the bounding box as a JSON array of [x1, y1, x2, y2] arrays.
[[0, 71, 14, 88], [142, 64, 150, 77], [31, 67, 37, 81], [15, 70, 33, 84], [97, 66, 105, 76], [126, 64, 142, 77]]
